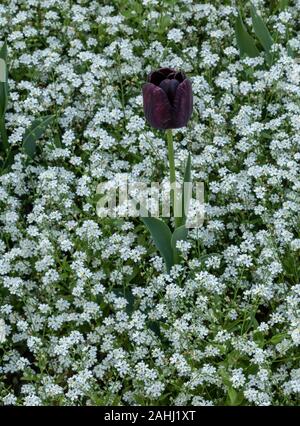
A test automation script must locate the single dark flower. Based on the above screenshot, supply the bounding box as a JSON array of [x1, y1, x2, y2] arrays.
[[142, 67, 193, 130]]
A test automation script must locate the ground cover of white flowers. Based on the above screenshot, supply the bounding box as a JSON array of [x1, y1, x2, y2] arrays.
[[0, 0, 300, 406]]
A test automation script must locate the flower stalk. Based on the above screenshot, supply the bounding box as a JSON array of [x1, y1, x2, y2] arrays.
[[166, 129, 180, 228]]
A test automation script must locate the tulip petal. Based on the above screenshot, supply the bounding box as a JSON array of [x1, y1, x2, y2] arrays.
[[157, 67, 176, 77], [174, 71, 185, 83], [142, 83, 172, 129], [159, 79, 179, 104], [148, 71, 165, 86], [148, 68, 176, 85], [172, 79, 193, 128], [167, 72, 176, 79]]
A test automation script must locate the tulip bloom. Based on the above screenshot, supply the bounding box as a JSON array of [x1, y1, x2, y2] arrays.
[[142, 67, 193, 130]]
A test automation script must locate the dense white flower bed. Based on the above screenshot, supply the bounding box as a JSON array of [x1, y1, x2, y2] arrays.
[[0, 0, 300, 406]]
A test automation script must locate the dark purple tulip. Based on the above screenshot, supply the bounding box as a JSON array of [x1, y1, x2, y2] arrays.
[[142, 67, 193, 130]]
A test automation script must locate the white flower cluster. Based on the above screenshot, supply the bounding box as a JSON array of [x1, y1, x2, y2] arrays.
[[0, 0, 300, 406]]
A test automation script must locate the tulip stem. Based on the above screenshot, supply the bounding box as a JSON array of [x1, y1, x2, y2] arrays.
[[166, 129, 180, 228]]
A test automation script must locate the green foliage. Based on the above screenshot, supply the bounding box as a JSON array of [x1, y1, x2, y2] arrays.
[[271, 0, 289, 12], [250, 3, 273, 63], [0, 41, 8, 119], [113, 288, 135, 314], [171, 224, 188, 263], [141, 216, 190, 272], [250, 3, 273, 52], [23, 115, 54, 158], [141, 216, 174, 272], [0, 41, 9, 154], [0, 41, 55, 172], [141, 151, 192, 272], [235, 10, 260, 58], [0, 0, 299, 408], [180, 152, 192, 227], [227, 388, 245, 406], [140, 144, 193, 271], [235, 4, 275, 65]]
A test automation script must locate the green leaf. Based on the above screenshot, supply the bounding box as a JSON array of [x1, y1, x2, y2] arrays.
[[147, 320, 161, 337], [0, 41, 8, 119], [171, 224, 188, 264], [53, 133, 62, 148], [23, 115, 54, 158], [228, 388, 244, 406], [287, 45, 295, 58], [253, 330, 265, 347], [269, 333, 288, 344], [1, 148, 15, 174], [250, 3, 273, 57], [180, 152, 192, 226], [156, 15, 171, 35], [278, 0, 289, 11], [112, 288, 135, 314], [0, 116, 8, 153], [0, 58, 6, 83], [141, 217, 174, 272], [235, 10, 260, 58], [219, 368, 231, 387], [171, 225, 188, 251]]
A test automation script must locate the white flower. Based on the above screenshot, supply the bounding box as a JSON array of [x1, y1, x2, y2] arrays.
[[167, 28, 184, 43]]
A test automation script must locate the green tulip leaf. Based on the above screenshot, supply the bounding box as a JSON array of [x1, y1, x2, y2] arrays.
[[235, 10, 260, 58], [250, 3, 273, 62], [112, 288, 135, 314], [0, 41, 9, 154], [171, 224, 188, 264], [0, 41, 8, 119], [23, 115, 54, 158], [0, 58, 6, 83], [141, 216, 174, 272]]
